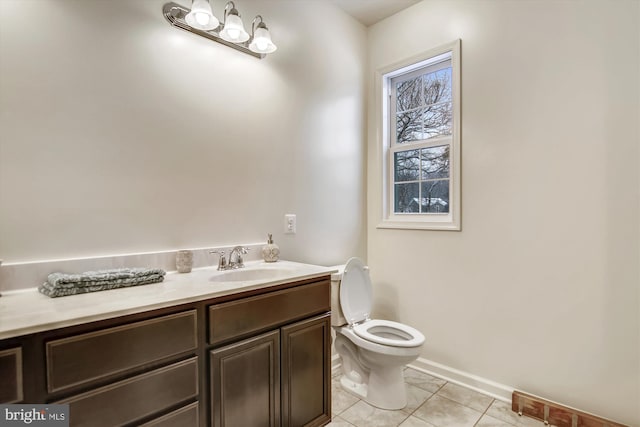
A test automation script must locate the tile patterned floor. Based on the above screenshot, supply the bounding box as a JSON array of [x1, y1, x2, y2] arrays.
[[329, 367, 550, 427]]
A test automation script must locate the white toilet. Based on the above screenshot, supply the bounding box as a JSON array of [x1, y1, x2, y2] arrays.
[[331, 257, 425, 410]]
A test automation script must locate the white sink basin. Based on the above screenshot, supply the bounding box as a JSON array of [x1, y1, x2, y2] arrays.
[[209, 266, 297, 282]]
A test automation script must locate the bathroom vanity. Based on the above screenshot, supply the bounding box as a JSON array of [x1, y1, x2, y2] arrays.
[[0, 261, 334, 427]]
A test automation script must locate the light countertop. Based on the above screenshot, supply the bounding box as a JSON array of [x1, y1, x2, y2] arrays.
[[0, 260, 337, 340]]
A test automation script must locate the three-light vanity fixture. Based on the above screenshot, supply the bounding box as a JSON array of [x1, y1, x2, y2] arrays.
[[163, 0, 277, 59]]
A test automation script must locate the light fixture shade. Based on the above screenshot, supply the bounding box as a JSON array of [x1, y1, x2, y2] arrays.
[[249, 25, 277, 54], [185, 0, 219, 31], [220, 13, 249, 43]]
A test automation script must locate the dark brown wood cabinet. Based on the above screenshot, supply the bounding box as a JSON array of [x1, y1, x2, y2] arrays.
[[210, 313, 331, 427], [208, 281, 331, 427], [0, 276, 332, 427]]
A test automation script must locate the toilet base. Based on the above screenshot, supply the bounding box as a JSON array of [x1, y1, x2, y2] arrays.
[[364, 364, 407, 410], [340, 375, 368, 400], [339, 364, 408, 410]]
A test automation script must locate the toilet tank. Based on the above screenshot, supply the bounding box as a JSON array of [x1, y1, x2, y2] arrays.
[[329, 265, 348, 326]]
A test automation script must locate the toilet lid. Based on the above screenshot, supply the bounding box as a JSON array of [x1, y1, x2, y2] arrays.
[[340, 257, 373, 325]]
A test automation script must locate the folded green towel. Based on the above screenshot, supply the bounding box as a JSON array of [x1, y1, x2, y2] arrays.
[[38, 268, 166, 298]]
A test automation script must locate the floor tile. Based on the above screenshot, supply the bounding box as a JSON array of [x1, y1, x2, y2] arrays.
[[435, 382, 494, 412], [340, 400, 410, 427], [331, 370, 509, 427], [399, 415, 438, 427], [332, 378, 360, 416], [403, 368, 446, 393], [476, 414, 516, 427], [413, 395, 483, 427], [401, 383, 434, 415], [485, 400, 549, 427], [327, 415, 357, 426]]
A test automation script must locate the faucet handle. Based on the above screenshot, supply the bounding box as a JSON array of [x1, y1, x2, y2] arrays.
[[228, 246, 251, 268], [236, 246, 251, 266], [209, 250, 227, 270], [238, 247, 250, 265]]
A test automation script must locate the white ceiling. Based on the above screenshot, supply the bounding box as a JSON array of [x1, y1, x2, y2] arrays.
[[331, 0, 422, 26]]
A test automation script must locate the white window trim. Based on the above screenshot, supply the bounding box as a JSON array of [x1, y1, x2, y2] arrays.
[[376, 40, 461, 231]]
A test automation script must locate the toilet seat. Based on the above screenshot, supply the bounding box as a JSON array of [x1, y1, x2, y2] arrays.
[[340, 258, 425, 349], [353, 319, 424, 348]]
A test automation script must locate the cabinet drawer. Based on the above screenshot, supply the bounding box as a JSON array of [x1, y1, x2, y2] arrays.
[[0, 347, 23, 403], [208, 280, 330, 345], [47, 310, 197, 393], [140, 401, 199, 426], [58, 357, 198, 427]]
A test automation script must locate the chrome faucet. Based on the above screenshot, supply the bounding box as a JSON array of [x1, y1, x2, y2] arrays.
[[228, 246, 250, 269], [210, 246, 250, 271]]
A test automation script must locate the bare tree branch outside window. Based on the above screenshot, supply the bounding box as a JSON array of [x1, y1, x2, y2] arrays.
[[396, 68, 452, 144]]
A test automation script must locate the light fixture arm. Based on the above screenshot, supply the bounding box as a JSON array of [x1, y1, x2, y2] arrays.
[[251, 15, 266, 38], [163, 2, 265, 59], [222, 1, 237, 25]]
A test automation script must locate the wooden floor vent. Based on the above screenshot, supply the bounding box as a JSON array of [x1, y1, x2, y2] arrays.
[[512, 391, 629, 427]]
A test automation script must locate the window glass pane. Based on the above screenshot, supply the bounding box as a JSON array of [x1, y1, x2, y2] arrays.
[[422, 102, 452, 139], [421, 146, 449, 179], [420, 180, 449, 213], [396, 109, 423, 143], [423, 68, 452, 105], [394, 150, 420, 181], [396, 77, 422, 112], [394, 182, 419, 213]]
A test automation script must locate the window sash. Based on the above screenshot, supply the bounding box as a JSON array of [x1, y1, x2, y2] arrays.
[[389, 137, 452, 216], [390, 59, 453, 147]]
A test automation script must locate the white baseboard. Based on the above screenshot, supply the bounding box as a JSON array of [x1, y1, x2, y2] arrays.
[[332, 353, 514, 403], [408, 357, 514, 403]]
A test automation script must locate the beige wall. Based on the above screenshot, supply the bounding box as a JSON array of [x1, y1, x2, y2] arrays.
[[367, 0, 639, 425], [0, 0, 367, 266]]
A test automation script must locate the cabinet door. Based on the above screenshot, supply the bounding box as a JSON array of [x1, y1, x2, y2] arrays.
[[210, 330, 280, 427], [0, 347, 23, 403], [281, 314, 331, 427]]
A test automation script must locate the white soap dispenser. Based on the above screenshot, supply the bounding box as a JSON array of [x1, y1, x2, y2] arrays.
[[261, 234, 280, 263]]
